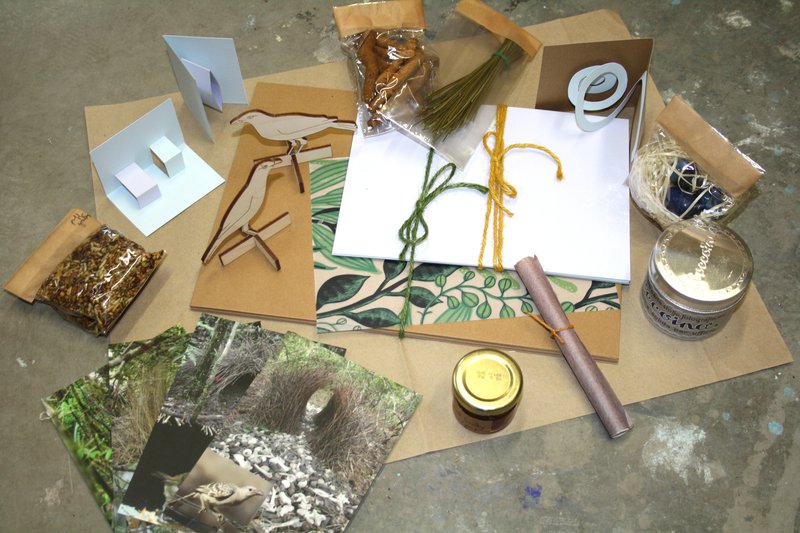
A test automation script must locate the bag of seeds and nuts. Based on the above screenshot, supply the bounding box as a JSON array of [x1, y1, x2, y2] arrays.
[[334, 0, 437, 136], [4, 208, 165, 335]]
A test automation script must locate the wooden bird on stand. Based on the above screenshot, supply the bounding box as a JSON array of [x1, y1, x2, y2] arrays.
[[230, 109, 356, 193], [201, 157, 280, 264]]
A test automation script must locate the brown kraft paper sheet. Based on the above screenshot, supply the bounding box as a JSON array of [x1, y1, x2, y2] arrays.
[[86, 9, 792, 462]]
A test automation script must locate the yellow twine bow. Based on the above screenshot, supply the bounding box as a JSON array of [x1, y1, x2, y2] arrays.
[[524, 311, 575, 344], [479, 104, 565, 271]]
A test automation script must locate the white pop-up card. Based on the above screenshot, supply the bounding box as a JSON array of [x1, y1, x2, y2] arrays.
[[332, 106, 632, 284], [90, 99, 224, 236], [164, 35, 248, 141]]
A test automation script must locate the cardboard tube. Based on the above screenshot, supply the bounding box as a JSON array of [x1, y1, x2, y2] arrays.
[[515, 256, 632, 438]]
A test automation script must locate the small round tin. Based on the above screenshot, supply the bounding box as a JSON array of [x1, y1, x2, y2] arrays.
[[641, 218, 753, 340], [452, 349, 523, 433]]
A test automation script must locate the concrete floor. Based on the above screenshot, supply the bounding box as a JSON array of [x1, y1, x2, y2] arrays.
[[1, 1, 798, 531]]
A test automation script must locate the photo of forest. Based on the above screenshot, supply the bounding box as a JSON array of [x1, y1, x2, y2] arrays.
[[210, 331, 422, 532], [120, 314, 283, 529], [41, 324, 190, 527], [43, 315, 420, 533]]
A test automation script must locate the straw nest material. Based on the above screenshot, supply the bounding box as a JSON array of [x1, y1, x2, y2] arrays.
[[628, 127, 735, 229]]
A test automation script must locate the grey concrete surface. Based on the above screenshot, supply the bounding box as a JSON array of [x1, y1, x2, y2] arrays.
[[1, 1, 798, 531]]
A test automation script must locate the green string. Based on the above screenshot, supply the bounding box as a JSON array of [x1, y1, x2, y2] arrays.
[[492, 50, 512, 69], [397, 148, 489, 338]]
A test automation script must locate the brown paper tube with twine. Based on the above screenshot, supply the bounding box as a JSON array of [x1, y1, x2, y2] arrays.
[[515, 256, 633, 438]]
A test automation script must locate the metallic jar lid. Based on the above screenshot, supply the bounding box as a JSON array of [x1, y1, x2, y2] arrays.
[[452, 349, 523, 417], [649, 218, 753, 313]]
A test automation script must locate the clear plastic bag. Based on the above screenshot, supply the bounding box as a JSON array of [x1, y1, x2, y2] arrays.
[[628, 96, 763, 229], [381, 0, 541, 168], [629, 127, 736, 229], [334, 0, 434, 136], [341, 28, 437, 136], [35, 226, 165, 335]]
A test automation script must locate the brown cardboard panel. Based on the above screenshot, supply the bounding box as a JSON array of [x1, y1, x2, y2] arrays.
[[188, 81, 621, 360], [536, 39, 653, 112], [86, 9, 792, 463], [191, 83, 358, 322]]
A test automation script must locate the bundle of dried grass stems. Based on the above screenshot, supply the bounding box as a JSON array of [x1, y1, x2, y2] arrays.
[[418, 38, 523, 141]]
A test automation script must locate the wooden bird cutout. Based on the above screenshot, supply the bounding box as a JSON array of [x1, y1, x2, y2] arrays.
[[230, 109, 356, 193], [201, 157, 280, 264], [230, 109, 356, 151]]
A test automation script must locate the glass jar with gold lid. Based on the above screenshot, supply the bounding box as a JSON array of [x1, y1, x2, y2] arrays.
[[452, 348, 523, 433]]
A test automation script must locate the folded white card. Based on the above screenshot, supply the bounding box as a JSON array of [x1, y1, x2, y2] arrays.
[[333, 106, 631, 283]]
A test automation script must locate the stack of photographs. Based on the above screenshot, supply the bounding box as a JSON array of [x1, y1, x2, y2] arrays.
[[43, 314, 421, 532]]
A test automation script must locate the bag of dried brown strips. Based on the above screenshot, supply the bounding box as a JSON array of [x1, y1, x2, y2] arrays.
[[4, 209, 165, 335], [334, 0, 437, 136]]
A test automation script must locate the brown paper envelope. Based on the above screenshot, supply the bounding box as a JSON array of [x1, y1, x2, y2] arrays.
[[86, 9, 792, 463], [4, 208, 101, 303], [536, 39, 653, 152]]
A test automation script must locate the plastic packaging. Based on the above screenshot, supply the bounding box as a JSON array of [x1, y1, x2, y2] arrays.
[[334, 0, 435, 136], [36, 225, 165, 335], [629, 127, 736, 228], [628, 96, 764, 229], [382, 0, 541, 168]]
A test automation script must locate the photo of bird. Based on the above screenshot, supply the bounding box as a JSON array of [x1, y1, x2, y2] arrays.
[[230, 109, 355, 193], [201, 157, 281, 264], [168, 481, 263, 525]]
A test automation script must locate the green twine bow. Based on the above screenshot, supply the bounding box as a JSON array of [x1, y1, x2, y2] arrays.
[[397, 148, 489, 337]]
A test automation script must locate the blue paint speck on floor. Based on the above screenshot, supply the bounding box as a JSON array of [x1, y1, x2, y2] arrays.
[[768, 421, 784, 435], [784, 386, 796, 398], [722, 412, 731, 421], [671, 0, 682, 5], [522, 484, 543, 508], [784, 184, 795, 195]]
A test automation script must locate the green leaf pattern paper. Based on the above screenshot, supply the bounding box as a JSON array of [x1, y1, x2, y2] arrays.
[[311, 159, 619, 333]]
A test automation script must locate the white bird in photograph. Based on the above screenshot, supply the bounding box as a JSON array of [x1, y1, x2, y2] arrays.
[[201, 157, 281, 264], [230, 109, 356, 154], [169, 481, 263, 525]]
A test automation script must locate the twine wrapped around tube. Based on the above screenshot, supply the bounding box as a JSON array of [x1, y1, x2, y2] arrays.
[[515, 256, 632, 438]]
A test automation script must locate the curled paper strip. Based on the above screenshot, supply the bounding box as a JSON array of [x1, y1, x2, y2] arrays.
[[515, 256, 632, 438], [568, 62, 648, 162]]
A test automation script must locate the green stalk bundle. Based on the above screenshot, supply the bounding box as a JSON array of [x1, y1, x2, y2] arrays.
[[418, 38, 523, 141]]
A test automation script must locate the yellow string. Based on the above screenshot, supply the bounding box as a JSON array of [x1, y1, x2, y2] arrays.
[[479, 104, 565, 271], [523, 311, 574, 344]]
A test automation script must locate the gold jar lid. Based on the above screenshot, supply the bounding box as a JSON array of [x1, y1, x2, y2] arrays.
[[452, 349, 523, 417]]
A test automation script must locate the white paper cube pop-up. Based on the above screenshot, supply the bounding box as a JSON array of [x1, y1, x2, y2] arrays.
[[150, 136, 185, 177], [115, 163, 161, 208]]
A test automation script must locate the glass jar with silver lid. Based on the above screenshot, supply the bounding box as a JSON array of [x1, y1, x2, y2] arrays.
[[641, 218, 753, 340]]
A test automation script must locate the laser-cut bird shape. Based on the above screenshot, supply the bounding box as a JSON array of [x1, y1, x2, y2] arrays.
[[230, 109, 356, 193], [201, 157, 281, 264], [168, 481, 263, 525], [230, 109, 356, 153]]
